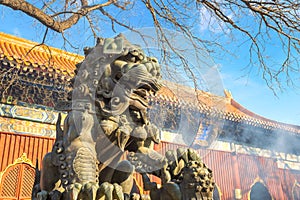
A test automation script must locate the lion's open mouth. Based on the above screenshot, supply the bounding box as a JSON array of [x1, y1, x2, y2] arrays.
[[130, 80, 162, 108]]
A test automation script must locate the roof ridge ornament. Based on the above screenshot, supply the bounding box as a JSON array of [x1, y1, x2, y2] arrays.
[[224, 89, 232, 99]]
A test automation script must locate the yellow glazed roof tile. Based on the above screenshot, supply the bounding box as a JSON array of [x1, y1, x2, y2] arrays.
[[0, 32, 83, 76], [1, 32, 299, 133]]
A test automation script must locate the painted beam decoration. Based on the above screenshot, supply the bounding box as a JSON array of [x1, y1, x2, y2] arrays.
[[0, 116, 56, 137], [0, 103, 67, 137], [0, 103, 63, 124]]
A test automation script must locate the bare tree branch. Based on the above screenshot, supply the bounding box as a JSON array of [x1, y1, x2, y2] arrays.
[[0, 0, 299, 92], [0, 0, 113, 32], [41, 0, 57, 12]]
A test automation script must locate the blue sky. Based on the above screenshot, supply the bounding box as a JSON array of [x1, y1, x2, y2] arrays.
[[1, 4, 300, 125]]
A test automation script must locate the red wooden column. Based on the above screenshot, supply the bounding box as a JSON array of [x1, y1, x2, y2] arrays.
[[231, 152, 242, 199]]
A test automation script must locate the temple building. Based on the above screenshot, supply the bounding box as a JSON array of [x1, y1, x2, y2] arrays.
[[0, 32, 300, 200]]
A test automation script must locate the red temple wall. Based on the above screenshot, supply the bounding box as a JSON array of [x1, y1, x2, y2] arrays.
[[155, 141, 300, 200], [1, 132, 300, 199], [0, 132, 55, 171]]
